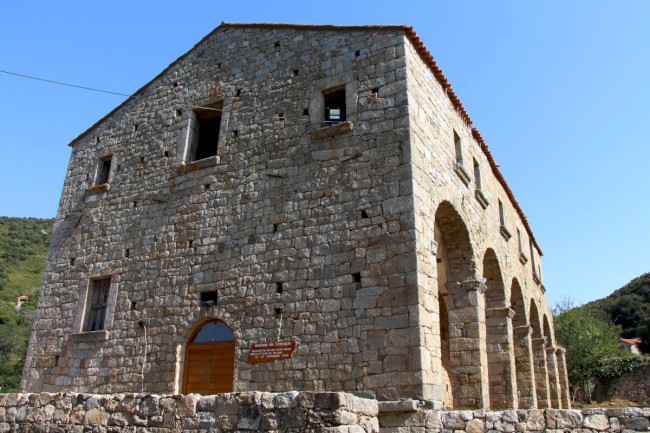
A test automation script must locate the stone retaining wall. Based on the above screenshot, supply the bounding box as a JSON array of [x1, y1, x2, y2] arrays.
[[2, 392, 649, 432], [0, 392, 378, 433], [594, 365, 650, 406]]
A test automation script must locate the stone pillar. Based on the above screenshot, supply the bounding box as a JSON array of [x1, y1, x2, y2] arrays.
[[556, 347, 571, 409], [545, 347, 562, 408], [445, 279, 489, 409], [513, 325, 536, 408], [531, 337, 551, 408], [485, 307, 517, 409]]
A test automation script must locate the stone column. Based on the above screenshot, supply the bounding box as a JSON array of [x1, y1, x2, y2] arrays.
[[513, 325, 537, 408], [485, 307, 517, 409], [445, 279, 489, 409], [531, 337, 551, 408], [545, 347, 562, 408], [556, 347, 571, 409]]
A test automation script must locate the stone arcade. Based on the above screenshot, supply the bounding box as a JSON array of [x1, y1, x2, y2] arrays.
[[21, 23, 569, 410]]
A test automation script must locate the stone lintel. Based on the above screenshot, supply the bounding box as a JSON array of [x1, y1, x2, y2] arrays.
[[486, 307, 515, 318], [531, 336, 548, 347], [545, 346, 559, 355], [514, 325, 533, 335], [377, 399, 420, 414], [445, 279, 487, 293]]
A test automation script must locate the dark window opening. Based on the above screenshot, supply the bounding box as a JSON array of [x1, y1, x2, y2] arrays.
[[371, 88, 380, 97], [173, 81, 179, 87], [200, 291, 218, 305], [131, 301, 137, 311], [302, 108, 309, 116], [95, 156, 112, 185], [124, 249, 130, 258], [276, 282, 284, 293], [278, 113, 284, 121], [293, 69, 299, 76], [204, 184, 210, 191], [236, 89, 241, 97], [134, 124, 139, 131], [233, 129, 239, 137], [164, 150, 169, 158], [473, 158, 481, 190], [355, 50, 360, 57], [176, 109, 182, 118], [194, 103, 222, 161], [275, 307, 283, 315], [85, 277, 110, 331], [274, 41, 281, 48], [217, 63, 221, 69], [454, 130, 463, 164], [360, 209, 369, 219], [133, 201, 137, 208], [69, 257, 75, 266], [498, 200, 505, 226], [273, 223, 279, 233], [188, 240, 193, 248], [323, 87, 346, 124]]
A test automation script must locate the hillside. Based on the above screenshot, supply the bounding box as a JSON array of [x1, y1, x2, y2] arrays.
[[0, 217, 53, 392], [583, 272, 650, 349]]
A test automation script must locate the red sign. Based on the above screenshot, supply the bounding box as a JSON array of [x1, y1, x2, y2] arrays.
[[248, 340, 298, 364]]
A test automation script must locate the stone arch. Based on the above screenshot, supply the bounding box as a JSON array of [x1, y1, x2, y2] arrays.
[[543, 315, 553, 344], [483, 249, 516, 409], [543, 314, 562, 407], [510, 279, 536, 408], [434, 201, 483, 409], [529, 301, 550, 407], [183, 319, 236, 395]]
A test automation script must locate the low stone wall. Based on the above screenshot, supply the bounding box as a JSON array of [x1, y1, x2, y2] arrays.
[[379, 403, 650, 433], [0, 392, 378, 432], [594, 365, 650, 406], [1, 392, 649, 432]]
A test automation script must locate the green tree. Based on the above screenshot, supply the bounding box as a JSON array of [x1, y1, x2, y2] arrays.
[[553, 299, 625, 402]]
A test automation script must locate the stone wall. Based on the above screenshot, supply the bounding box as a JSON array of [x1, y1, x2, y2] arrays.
[[0, 392, 378, 433], [3, 392, 650, 433], [594, 365, 650, 406]]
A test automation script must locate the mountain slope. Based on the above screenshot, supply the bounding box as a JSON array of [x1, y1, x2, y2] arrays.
[[0, 217, 53, 391]]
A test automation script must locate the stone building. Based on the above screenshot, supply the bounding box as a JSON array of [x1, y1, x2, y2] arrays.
[[21, 23, 570, 410]]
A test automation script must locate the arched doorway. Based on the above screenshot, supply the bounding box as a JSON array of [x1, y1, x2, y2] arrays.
[[183, 320, 235, 395]]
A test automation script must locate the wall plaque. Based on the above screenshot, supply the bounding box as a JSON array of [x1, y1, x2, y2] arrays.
[[248, 340, 298, 364]]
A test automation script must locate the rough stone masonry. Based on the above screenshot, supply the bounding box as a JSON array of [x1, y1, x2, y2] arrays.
[[20, 23, 569, 410]]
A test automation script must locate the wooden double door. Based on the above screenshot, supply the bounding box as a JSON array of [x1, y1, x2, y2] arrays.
[[183, 321, 235, 394]]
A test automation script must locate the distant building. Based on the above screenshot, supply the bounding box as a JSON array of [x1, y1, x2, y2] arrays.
[[22, 23, 569, 409], [619, 338, 644, 356]]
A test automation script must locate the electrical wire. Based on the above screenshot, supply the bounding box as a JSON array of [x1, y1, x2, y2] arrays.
[[0, 69, 134, 97]]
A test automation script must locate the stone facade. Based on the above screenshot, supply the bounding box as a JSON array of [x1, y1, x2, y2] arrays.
[[22, 23, 567, 409], [594, 365, 650, 406], [2, 392, 649, 433]]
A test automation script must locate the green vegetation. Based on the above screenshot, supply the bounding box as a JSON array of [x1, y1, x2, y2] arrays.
[[0, 217, 53, 392], [583, 273, 650, 344]]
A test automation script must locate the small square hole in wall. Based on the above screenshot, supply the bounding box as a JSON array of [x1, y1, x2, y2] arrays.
[[293, 69, 299, 76], [278, 113, 284, 121], [204, 184, 210, 191], [233, 129, 239, 137], [133, 201, 137, 208], [69, 257, 75, 266], [117, 164, 122, 173], [188, 240, 193, 248], [134, 124, 139, 131], [140, 156, 145, 164], [276, 282, 284, 293], [173, 81, 179, 87], [54, 355, 60, 367], [176, 109, 182, 118], [272, 223, 279, 233], [355, 50, 360, 57], [131, 301, 137, 311], [371, 88, 380, 98], [96, 136, 100, 143], [302, 108, 309, 116], [274, 41, 281, 48], [200, 291, 218, 305], [360, 209, 369, 219], [275, 307, 283, 315], [164, 150, 169, 158], [217, 63, 221, 69], [352, 272, 361, 284], [236, 89, 241, 97], [124, 249, 130, 258]]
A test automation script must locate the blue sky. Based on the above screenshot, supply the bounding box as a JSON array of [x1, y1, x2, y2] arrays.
[[1, 1, 648, 307]]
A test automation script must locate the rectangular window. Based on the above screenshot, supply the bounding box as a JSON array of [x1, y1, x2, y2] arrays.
[[192, 102, 222, 161], [95, 155, 112, 185], [518, 228, 528, 264], [473, 158, 481, 190], [498, 200, 505, 226], [84, 277, 111, 331], [499, 199, 511, 240], [454, 130, 463, 164], [323, 87, 346, 124]]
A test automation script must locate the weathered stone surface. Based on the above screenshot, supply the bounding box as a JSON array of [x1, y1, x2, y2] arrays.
[[583, 413, 609, 431]]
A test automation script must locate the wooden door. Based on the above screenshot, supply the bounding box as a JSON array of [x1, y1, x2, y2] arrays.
[[183, 321, 235, 395]]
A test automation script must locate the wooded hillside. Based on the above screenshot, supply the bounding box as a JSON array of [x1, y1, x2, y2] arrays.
[[0, 217, 53, 391]]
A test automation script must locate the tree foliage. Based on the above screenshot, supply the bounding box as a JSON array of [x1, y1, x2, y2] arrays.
[[553, 299, 626, 401], [0, 216, 53, 391]]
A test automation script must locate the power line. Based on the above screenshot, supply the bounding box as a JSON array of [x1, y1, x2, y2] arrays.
[[0, 69, 134, 98]]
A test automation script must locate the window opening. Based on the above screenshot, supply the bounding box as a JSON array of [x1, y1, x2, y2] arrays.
[[473, 158, 481, 190], [193, 103, 222, 161], [276, 282, 284, 293], [360, 209, 369, 219], [69, 257, 75, 266], [302, 108, 309, 116], [355, 50, 360, 57], [192, 321, 233, 343], [200, 291, 218, 306], [293, 69, 299, 76], [124, 249, 130, 258], [85, 277, 111, 331], [95, 155, 112, 185], [454, 131, 463, 164], [498, 200, 505, 226], [323, 87, 346, 124], [131, 301, 137, 311], [236, 89, 241, 97]]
